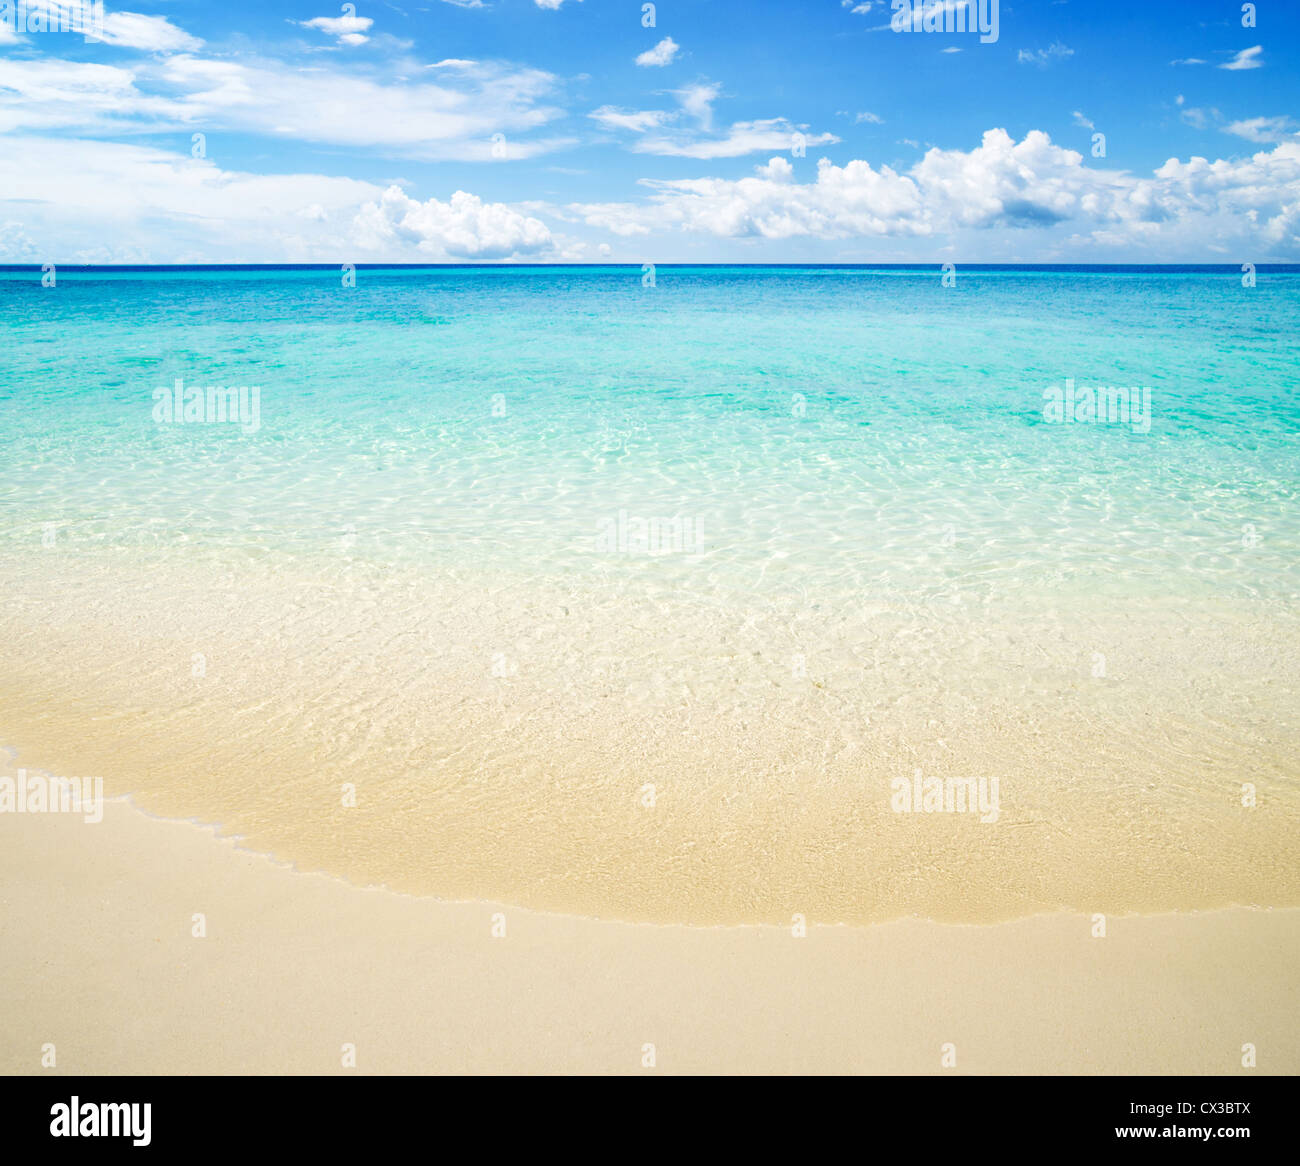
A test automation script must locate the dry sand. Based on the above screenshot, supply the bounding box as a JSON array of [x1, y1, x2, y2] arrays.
[[2, 797, 1294, 1075]]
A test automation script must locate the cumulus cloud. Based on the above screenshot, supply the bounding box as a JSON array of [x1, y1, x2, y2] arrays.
[[636, 38, 680, 67], [0, 219, 40, 260], [300, 14, 374, 46], [568, 128, 1300, 258], [755, 156, 795, 181], [7, 124, 1299, 263], [353, 186, 554, 258]]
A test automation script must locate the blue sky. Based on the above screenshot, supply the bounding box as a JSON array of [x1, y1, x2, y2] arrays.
[[0, 0, 1296, 262]]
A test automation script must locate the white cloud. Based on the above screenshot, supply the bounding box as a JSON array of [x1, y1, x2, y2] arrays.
[[0, 219, 40, 260], [300, 14, 375, 46], [636, 119, 839, 159], [0, 52, 567, 160], [636, 37, 680, 67], [589, 106, 671, 133], [8, 126, 1299, 263], [0, 135, 559, 262], [675, 81, 721, 129], [353, 186, 553, 258], [855, 111, 884, 124], [0, 2, 200, 51], [1180, 106, 1221, 130], [1224, 116, 1299, 144], [1017, 43, 1074, 68], [568, 129, 1300, 258], [1170, 58, 1206, 66], [100, 12, 203, 52], [534, 0, 580, 8], [591, 92, 836, 159], [0, 59, 162, 134], [1072, 111, 1094, 130], [0, 135, 381, 261], [1220, 45, 1263, 71], [756, 156, 794, 181]]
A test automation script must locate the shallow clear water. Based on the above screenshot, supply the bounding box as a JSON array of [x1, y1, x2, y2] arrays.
[[1, 266, 1297, 923], [3, 266, 1298, 599]]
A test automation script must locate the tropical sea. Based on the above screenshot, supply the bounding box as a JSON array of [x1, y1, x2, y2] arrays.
[[1, 265, 1297, 924]]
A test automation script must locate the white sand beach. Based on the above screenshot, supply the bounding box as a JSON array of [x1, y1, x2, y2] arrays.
[[2, 796, 1294, 1076]]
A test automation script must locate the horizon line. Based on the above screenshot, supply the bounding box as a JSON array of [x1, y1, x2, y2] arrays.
[[4, 262, 1299, 272]]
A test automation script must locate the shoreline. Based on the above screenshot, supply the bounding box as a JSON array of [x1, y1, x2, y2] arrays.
[[6, 786, 1296, 934], [3, 795, 1296, 1075], [2, 553, 1296, 926]]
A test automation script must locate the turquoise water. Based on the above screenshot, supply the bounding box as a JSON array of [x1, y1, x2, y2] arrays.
[[2, 266, 1298, 604]]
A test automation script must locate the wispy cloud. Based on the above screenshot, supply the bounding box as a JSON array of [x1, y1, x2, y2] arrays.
[[675, 81, 722, 130], [1179, 105, 1221, 130], [635, 119, 838, 159], [0, 51, 569, 160], [1219, 45, 1263, 71], [1017, 43, 1074, 68], [589, 106, 672, 133], [1223, 116, 1298, 144]]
